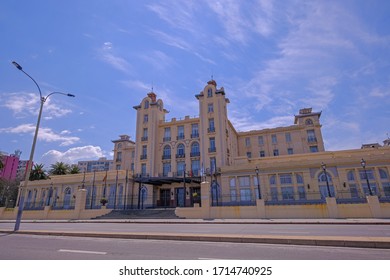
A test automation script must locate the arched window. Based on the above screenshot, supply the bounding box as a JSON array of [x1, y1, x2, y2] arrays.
[[163, 145, 171, 159], [318, 172, 332, 183], [318, 172, 335, 198], [207, 88, 213, 97], [191, 142, 200, 156], [177, 143, 185, 156], [144, 100, 149, 109], [305, 119, 313, 125], [379, 169, 389, 180]]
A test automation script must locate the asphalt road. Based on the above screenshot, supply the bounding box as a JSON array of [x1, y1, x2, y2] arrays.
[[1, 222, 390, 237], [1, 233, 390, 260]]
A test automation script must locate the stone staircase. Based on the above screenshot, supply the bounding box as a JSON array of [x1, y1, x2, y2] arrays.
[[93, 208, 180, 219]]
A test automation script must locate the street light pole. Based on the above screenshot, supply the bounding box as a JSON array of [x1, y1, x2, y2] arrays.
[[321, 162, 332, 198], [361, 158, 373, 196], [255, 166, 261, 199], [12, 61, 75, 231]]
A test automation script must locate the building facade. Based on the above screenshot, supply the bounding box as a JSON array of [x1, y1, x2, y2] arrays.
[[78, 157, 113, 173], [0, 152, 21, 181], [5, 80, 390, 220]]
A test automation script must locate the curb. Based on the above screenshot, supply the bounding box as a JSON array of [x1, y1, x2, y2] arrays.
[[2, 230, 390, 249]]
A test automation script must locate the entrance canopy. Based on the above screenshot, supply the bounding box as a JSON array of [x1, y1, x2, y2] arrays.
[[133, 176, 201, 186]]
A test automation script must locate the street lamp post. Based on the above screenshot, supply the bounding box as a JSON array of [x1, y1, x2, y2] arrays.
[[12, 61, 75, 231], [360, 158, 373, 196], [255, 166, 261, 199], [321, 162, 332, 198]]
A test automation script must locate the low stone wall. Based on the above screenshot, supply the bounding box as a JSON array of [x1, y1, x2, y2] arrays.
[[0, 189, 111, 220], [175, 182, 390, 219]]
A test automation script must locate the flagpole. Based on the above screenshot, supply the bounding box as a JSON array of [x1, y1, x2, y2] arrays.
[[124, 169, 128, 210], [114, 170, 118, 209], [90, 170, 95, 209]]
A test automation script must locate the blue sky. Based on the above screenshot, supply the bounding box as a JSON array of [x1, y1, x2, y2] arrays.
[[1, 0, 389, 167]]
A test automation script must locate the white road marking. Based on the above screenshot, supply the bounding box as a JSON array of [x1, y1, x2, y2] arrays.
[[58, 249, 107, 255]]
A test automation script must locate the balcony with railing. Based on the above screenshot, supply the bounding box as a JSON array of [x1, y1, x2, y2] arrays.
[[140, 154, 147, 160], [190, 151, 200, 157], [307, 136, 317, 143], [141, 136, 148, 141], [208, 147, 216, 153], [191, 133, 199, 138], [162, 154, 171, 160], [163, 137, 171, 142], [208, 127, 215, 133], [176, 153, 186, 158], [177, 134, 185, 140]]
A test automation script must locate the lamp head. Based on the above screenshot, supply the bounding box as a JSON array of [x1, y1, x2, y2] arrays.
[[12, 61, 23, 70], [361, 158, 366, 167], [67, 94, 75, 97], [255, 166, 259, 174], [321, 162, 326, 170]]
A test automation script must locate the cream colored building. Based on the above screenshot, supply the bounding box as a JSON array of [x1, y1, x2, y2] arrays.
[[2, 79, 390, 220]]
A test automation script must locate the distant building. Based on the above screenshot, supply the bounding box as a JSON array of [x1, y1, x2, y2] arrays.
[[0, 151, 20, 181], [77, 157, 113, 173], [16, 159, 31, 180], [112, 135, 136, 171]]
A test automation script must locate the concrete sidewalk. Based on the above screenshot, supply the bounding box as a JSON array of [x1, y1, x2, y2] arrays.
[[1, 218, 390, 249], [1, 218, 390, 224]]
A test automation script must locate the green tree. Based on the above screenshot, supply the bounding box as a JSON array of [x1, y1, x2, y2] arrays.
[[49, 161, 70, 175], [69, 164, 80, 174], [29, 163, 48, 181], [0, 156, 4, 171], [0, 178, 19, 208]]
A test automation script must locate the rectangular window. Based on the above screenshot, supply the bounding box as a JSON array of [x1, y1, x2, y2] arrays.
[[238, 176, 250, 187], [281, 187, 294, 200], [208, 118, 215, 132], [271, 134, 277, 144], [163, 162, 171, 177], [246, 152, 252, 158], [273, 149, 279, 156], [280, 174, 293, 185], [191, 160, 200, 176], [259, 151, 265, 157], [208, 103, 214, 113], [143, 114, 148, 123], [271, 187, 278, 201], [191, 124, 199, 138], [209, 137, 216, 152], [240, 189, 252, 201], [142, 128, 148, 141], [307, 130, 317, 142], [177, 125, 184, 140], [310, 146, 318, 153], [359, 170, 374, 180], [141, 145, 147, 159], [141, 163, 146, 176], [287, 148, 294, 155], [258, 136, 264, 145], [177, 161, 185, 176], [245, 137, 251, 147], [298, 186, 306, 200], [230, 190, 237, 202], [164, 127, 171, 141], [349, 184, 359, 198], [210, 157, 216, 174], [285, 133, 292, 143]]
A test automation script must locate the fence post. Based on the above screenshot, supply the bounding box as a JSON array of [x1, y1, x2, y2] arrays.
[[325, 197, 339, 218], [73, 189, 87, 219], [367, 195, 382, 218], [256, 199, 266, 218], [200, 181, 211, 219]]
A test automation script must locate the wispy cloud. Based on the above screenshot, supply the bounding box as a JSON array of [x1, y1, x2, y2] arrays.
[[0, 124, 79, 146], [1, 92, 72, 119], [98, 42, 132, 74]]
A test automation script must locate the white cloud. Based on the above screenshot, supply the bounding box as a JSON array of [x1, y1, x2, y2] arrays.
[[41, 145, 106, 165], [0, 124, 80, 146], [1, 92, 72, 119]]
